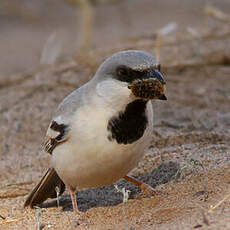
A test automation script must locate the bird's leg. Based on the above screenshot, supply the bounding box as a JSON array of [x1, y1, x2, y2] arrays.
[[69, 187, 80, 215], [124, 175, 157, 195], [69, 187, 88, 227]]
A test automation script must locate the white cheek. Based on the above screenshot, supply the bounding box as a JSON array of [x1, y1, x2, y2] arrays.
[[46, 116, 63, 137], [46, 128, 59, 138], [96, 79, 131, 102]]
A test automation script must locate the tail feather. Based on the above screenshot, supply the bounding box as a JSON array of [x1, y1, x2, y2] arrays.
[[24, 168, 65, 208]]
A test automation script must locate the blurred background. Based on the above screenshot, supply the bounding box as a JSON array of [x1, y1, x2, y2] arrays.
[[0, 1, 230, 229], [0, 0, 229, 75]]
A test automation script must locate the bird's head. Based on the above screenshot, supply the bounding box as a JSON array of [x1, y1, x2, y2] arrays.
[[93, 50, 167, 104]]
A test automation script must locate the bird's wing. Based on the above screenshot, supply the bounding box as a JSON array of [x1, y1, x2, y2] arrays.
[[24, 86, 86, 207], [44, 120, 71, 154], [44, 85, 86, 154]]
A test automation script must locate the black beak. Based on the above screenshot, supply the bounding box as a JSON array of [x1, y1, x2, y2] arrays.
[[147, 69, 166, 85]]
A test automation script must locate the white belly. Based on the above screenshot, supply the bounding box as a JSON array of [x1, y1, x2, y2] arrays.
[[51, 102, 153, 189]]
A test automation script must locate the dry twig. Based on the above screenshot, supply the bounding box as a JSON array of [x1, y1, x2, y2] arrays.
[[0, 181, 33, 189], [164, 51, 230, 72], [208, 192, 230, 213], [0, 190, 28, 199], [0, 218, 23, 225], [205, 5, 230, 24]]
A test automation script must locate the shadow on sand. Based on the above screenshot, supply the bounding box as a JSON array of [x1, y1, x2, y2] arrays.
[[41, 161, 179, 212]]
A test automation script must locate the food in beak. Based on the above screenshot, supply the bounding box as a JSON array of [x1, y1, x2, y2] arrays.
[[128, 78, 167, 100]]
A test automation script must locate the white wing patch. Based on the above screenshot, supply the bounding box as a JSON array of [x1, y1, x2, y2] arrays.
[[44, 118, 71, 154]]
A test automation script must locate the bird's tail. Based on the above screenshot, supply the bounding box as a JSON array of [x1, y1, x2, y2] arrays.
[[24, 168, 65, 208]]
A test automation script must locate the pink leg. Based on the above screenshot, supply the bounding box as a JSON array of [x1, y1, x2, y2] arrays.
[[124, 175, 157, 194], [69, 188, 87, 227], [70, 187, 80, 215]]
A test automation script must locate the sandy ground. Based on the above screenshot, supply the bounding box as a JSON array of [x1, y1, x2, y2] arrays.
[[0, 1, 230, 229]]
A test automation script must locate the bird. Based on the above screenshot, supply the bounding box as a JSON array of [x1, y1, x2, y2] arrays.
[[24, 50, 167, 215]]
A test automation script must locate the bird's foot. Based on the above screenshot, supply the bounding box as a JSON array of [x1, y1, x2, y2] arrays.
[[72, 215, 88, 228]]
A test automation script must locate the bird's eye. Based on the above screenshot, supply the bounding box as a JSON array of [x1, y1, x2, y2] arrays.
[[116, 65, 133, 82], [116, 66, 128, 77]]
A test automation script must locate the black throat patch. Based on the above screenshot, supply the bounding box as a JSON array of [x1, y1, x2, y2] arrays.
[[107, 99, 148, 144]]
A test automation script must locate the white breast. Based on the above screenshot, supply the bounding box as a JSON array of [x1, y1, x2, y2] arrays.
[[51, 95, 153, 190]]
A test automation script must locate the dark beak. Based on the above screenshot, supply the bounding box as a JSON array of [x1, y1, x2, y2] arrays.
[[147, 69, 166, 85]]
